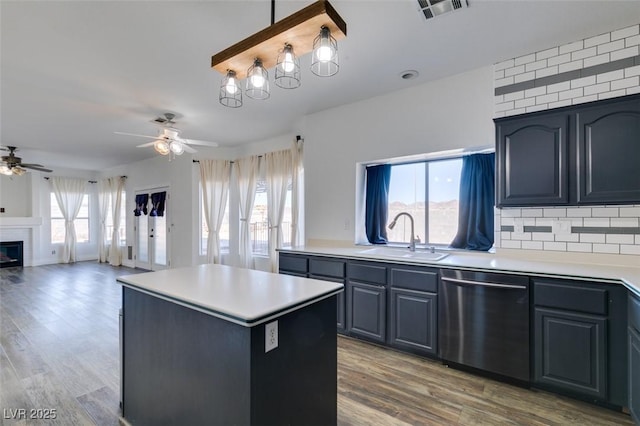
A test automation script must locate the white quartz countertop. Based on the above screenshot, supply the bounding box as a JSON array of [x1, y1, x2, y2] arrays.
[[279, 246, 640, 297], [117, 264, 343, 327]]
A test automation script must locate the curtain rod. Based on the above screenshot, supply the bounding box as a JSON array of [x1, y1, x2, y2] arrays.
[[43, 175, 127, 183], [192, 135, 302, 164]]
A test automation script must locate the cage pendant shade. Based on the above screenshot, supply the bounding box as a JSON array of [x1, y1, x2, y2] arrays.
[[275, 44, 301, 89], [311, 26, 339, 77], [220, 70, 242, 108], [246, 59, 270, 100]]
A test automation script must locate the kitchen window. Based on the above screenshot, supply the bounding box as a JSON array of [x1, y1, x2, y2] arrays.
[[50, 192, 90, 244], [387, 158, 462, 246], [250, 180, 293, 255]]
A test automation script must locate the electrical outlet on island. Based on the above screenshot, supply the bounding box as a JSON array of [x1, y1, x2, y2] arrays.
[[265, 320, 278, 353]]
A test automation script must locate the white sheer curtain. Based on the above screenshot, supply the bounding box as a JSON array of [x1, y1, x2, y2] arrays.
[[235, 156, 260, 269], [51, 177, 87, 263], [290, 138, 304, 248], [265, 149, 292, 272], [109, 176, 126, 266], [199, 159, 231, 264], [97, 179, 111, 263]]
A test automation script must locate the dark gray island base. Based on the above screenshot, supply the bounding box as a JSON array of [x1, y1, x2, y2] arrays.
[[118, 265, 341, 426]]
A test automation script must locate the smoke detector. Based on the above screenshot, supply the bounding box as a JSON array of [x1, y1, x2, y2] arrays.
[[417, 0, 468, 20]]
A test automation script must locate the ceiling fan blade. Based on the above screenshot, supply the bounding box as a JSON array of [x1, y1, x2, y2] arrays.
[[182, 144, 197, 154], [136, 141, 157, 148], [114, 131, 158, 140], [183, 138, 219, 147], [21, 162, 45, 168], [21, 164, 52, 172]]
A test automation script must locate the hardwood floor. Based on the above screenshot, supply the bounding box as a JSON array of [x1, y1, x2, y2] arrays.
[[0, 263, 633, 425]]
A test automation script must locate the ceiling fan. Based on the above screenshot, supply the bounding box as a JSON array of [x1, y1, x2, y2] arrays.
[[115, 113, 219, 156], [0, 146, 53, 176]]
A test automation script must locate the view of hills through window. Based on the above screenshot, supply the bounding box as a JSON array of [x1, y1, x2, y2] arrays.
[[387, 158, 462, 246]]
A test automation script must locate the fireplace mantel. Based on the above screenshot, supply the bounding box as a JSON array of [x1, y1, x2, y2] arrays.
[[0, 217, 42, 228]]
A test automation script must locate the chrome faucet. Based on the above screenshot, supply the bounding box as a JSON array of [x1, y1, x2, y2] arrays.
[[388, 212, 416, 252]]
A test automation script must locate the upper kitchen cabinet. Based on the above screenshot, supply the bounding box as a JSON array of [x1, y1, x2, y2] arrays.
[[495, 93, 640, 207], [496, 112, 570, 207], [576, 96, 640, 204]]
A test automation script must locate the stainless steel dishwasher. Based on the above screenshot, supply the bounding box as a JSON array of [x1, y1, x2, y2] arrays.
[[439, 269, 530, 383]]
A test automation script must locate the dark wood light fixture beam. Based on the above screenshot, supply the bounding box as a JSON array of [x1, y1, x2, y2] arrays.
[[211, 0, 347, 79]]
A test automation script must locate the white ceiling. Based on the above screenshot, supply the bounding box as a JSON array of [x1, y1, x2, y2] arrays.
[[1, 0, 639, 171]]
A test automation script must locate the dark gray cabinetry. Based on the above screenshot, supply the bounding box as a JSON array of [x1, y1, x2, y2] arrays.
[[389, 266, 438, 356], [347, 262, 387, 343], [496, 112, 570, 207], [533, 279, 628, 406], [576, 97, 640, 204], [279, 253, 308, 277], [629, 293, 640, 423], [495, 93, 640, 207]]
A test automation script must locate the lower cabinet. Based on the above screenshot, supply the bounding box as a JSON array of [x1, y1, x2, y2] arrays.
[[347, 281, 386, 343], [629, 293, 640, 423], [389, 288, 437, 356], [534, 307, 607, 400]]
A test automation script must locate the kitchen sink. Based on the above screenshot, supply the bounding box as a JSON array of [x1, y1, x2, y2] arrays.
[[356, 247, 449, 261]]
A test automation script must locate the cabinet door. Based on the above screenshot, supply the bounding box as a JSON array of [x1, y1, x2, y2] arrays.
[[630, 326, 640, 424], [310, 274, 346, 333], [347, 281, 386, 343], [496, 113, 570, 206], [389, 288, 437, 356], [534, 307, 607, 400], [576, 96, 640, 204]]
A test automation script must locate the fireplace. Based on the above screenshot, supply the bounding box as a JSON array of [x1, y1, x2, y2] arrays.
[[0, 241, 24, 268]]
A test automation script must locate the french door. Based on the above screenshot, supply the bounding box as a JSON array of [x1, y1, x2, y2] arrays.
[[134, 188, 169, 271]]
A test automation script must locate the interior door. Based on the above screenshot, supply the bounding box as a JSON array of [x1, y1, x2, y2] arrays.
[[134, 188, 169, 271]]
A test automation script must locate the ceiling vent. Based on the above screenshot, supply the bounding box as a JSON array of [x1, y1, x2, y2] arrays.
[[417, 0, 468, 20]]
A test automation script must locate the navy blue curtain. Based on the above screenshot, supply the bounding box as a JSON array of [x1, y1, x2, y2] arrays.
[[133, 194, 148, 216], [149, 191, 166, 217], [450, 153, 495, 251], [365, 164, 391, 244]]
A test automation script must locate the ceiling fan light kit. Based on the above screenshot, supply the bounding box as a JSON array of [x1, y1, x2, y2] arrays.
[[0, 146, 53, 175], [211, 0, 347, 108]]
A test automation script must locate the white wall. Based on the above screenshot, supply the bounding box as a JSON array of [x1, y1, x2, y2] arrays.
[[0, 173, 31, 216], [302, 66, 495, 245]]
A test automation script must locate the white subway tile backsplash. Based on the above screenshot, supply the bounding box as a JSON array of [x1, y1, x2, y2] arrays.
[[567, 207, 591, 217], [580, 233, 606, 243], [596, 69, 625, 83], [572, 46, 597, 61], [501, 240, 522, 249], [537, 47, 559, 60], [494, 111, 506, 118], [515, 71, 536, 84], [611, 76, 640, 91], [523, 218, 537, 226], [532, 232, 555, 242], [612, 25, 639, 41], [502, 217, 515, 226], [495, 58, 515, 71], [522, 241, 544, 250], [584, 53, 610, 68], [627, 35, 640, 48], [535, 218, 555, 227], [593, 243, 620, 254], [568, 218, 584, 227], [559, 88, 584, 101], [559, 60, 584, 73], [505, 108, 526, 117], [567, 242, 593, 253], [536, 66, 559, 79], [515, 98, 536, 109], [543, 208, 567, 218], [548, 100, 572, 109], [501, 209, 522, 218], [495, 101, 515, 112], [599, 89, 628, 100], [505, 65, 525, 77], [548, 53, 571, 67], [494, 69, 505, 79], [597, 39, 625, 54], [626, 65, 640, 78], [525, 86, 546, 97], [571, 76, 597, 88], [547, 81, 571, 93], [515, 53, 536, 66], [527, 104, 548, 113], [637, 235, 640, 245], [610, 45, 639, 61], [584, 217, 611, 227], [610, 217, 640, 227], [572, 94, 599, 105], [606, 234, 635, 244], [501, 231, 512, 240], [504, 91, 525, 102], [521, 209, 543, 218], [511, 232, 532, 241], [598, 207, 621, 216], [627, 86, 640, 95], [555, 234, 580, 243], [621, 245, 640, 255], [559, 40, 584, 55], [584, 33, 611, 48], [495, 76, 515, 87], [526, 60, 548, 72], [584, 82, 610, 96], [537, 93, 559, 104], [620, 207, 640, 217], [544, 241, 567, 251]]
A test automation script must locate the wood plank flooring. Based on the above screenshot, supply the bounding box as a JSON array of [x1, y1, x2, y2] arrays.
[[0, 263, 633, 425]]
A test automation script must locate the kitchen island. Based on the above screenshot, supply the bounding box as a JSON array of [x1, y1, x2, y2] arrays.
[[116, 264, 343, 426]]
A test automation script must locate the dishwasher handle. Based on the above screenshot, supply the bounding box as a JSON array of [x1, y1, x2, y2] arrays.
[[441, 276, 527, 290]]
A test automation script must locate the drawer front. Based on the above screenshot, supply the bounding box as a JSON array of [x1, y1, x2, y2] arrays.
[[390, 267, 438, 293], [279, 254, 308, 274], [348, 262, 387, 285], [309, 258, 345, 278], [631, 293, 640, 333], [534, 280, 608, 315]]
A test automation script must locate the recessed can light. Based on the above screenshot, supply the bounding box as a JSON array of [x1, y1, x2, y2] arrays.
[[400, 70, 419, 80]]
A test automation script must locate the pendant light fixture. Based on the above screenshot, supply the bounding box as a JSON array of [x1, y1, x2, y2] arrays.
[[219, 70, 242, 108], [211, 0, 346, 108], [311, 25, 338, 77], [275, 43, 301, 89], [169, 140, 185, 155], [246, 58, 270, 100]]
